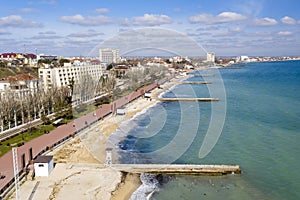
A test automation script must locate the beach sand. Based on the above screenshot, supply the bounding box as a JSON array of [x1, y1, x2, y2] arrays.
[[13, 75, 186, 200], [111, 173, 142, 200]]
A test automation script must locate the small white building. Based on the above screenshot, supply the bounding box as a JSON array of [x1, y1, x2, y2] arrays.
[[144, 92, 151, 98], [116, 108, 126, 115], [34, 155, 54, 177], [240, 55, 250, 62]]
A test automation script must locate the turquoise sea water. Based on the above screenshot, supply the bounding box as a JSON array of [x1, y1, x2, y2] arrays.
[[116, 60, 300, 199]]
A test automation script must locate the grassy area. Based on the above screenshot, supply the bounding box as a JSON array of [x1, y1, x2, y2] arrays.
[[0, 66, 38, 79], [0, 79, 158, 157], [0, 104, 98, 158], [0, 125, 54, 157], [73, 104, 98, 118], [0, 68, 15, 78]]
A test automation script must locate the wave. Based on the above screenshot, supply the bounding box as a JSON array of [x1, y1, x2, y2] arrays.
[[130, 173, 159, 200], [106, 102, 159, 159]]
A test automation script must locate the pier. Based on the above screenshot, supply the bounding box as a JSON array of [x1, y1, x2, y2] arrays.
[[179, 81, 212, 84], [111, 164, 241, 175], [158, 98, 219, 102], [188, 74, 215, 77]]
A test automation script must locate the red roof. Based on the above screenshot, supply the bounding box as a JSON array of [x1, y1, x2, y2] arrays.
[[1, 73, 37, 82], [1, 53, 17, 58], [26, 54, 37, 59], [0, 53, 36, 59]]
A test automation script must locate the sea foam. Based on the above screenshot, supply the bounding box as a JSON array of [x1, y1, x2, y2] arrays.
[[130, 173, 159, 200]]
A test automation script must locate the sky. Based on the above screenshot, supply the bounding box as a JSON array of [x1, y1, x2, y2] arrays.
[[0, 0, 299, 57]]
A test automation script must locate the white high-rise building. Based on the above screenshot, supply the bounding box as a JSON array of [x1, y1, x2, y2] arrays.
[[38, 64, 103, 90], [39, 64, 104, 104], [99, 48, 120, 64], [206, 52, 215, 63]]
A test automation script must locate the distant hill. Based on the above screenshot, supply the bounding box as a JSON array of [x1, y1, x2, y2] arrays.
[[0, 66, 38, 79]]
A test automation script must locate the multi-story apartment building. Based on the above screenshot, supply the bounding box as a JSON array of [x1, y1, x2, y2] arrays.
[[38, 64, 103, 90], [0, 73, 41, 97], [38, 64, 104, 104], [206, 52, 215, 63], [99, 48, 120, 64]]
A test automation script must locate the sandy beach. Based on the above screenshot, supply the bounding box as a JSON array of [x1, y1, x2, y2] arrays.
[[12, 75, 186, 200]]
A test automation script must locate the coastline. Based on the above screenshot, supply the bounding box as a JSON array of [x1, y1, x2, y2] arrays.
[[111, 172, 142, 200], [10, 74, 189, 200], [109, 75, 189, 199]]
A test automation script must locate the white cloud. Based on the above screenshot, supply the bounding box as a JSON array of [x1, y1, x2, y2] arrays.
[[233, 0, 263, 17], [131, 14, 172, 26], [39, 31, 56, 35], [277, 31, 293, 36], [189, 12, 247, 24], [0, 29, 11, 35], [252, 17, 277, 26], [95, 8, 109, 14], [120, 18, 130, 26], [0, 15, 42, 28], [280, 16, 297, 25], [20, 8, 38, 13], [60, 15, 113, 26], [249, 31, 273, 36], [38, 0, 56, 5], [68, 29, 104, 37], [229, 26, 243, 33], [29, 31, 62, 39]]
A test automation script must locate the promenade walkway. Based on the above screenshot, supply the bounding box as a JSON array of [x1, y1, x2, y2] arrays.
[[0, 81, 163, 198]]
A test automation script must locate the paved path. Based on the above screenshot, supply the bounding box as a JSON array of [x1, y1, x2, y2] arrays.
[[0, 82, 161, 198]]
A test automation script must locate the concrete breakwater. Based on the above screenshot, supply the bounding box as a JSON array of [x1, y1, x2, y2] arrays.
[[158, 98, 220, 102], [0, 77, 174, 198], [111, 164, 241, 175], [179, 81, 212, 84]]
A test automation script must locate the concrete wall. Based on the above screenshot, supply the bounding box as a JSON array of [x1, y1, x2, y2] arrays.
[[34, 158, 53, 177]]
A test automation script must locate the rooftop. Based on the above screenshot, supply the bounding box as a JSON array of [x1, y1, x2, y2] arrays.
[[0, 73, 37, 82], [34, 155, 53, 163]]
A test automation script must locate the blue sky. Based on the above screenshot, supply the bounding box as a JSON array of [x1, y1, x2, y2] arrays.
[[0, 0, 299, 56]]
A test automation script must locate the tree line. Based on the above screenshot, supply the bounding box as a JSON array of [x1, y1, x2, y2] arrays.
[[0, 86, 71, 132], [0, 64, 167, 133]]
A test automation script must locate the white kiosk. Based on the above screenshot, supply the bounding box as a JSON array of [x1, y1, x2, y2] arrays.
[[34, 155, 54, 176]]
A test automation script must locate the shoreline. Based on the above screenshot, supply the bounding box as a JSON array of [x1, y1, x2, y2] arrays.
[[111, 172, 142, 200], [10, 74, 189, 200], [109, 75, 189, 199]]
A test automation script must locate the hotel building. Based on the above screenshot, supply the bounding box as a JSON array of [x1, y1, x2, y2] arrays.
[[99, 48, 120, 64], [206, 52, 215, 63], [38, 64, 103, 90]]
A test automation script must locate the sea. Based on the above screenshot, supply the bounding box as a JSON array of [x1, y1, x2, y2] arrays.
[[108, 60, 300, 200]]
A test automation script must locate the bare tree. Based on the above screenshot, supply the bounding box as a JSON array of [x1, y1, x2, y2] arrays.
[[0, 95, 5, 132]]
